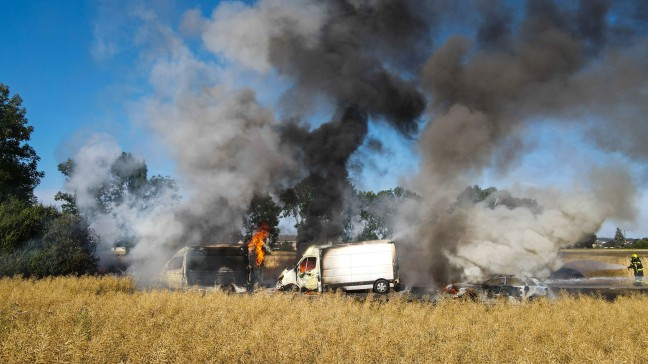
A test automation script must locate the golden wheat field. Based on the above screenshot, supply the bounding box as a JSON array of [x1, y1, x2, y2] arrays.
[[1, 276, 648, 364]]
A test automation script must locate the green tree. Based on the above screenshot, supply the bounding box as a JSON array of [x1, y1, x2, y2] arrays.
[[612, 228, 626, 248], [350, 189, 389, 241], [95, 152, 148, 213], [628, 238, 648, 249], [347, 187, 419, 242], [243, 194, 282, 244], [54, 159, 77, 214], [280, 182, 420, 244], [0, 84, 44, 203], [453, 185, 498, 208], [55, 152, 179, 250], [279, 178, 314, 235], [0, 198, 59, 254], [56, 152, 179, 215], [570, 233, 597, 249], [0, 213, 98, 277], [0, 83, 98, 277]]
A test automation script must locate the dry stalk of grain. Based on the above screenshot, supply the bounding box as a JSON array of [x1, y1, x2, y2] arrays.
[[1, 276, 648, 363]]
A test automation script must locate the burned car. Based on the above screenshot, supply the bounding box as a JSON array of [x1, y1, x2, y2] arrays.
[[447, 275, 550, 302]]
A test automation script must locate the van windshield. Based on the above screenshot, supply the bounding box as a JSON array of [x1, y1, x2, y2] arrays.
[[168, 256, 183, 270], [299, 257, 317, 273]]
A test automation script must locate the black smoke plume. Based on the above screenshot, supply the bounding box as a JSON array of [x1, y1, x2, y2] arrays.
[[261, 0, 432, 244]]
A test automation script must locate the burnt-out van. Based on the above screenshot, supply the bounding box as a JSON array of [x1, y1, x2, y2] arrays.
[[163, 244, 250, 292]]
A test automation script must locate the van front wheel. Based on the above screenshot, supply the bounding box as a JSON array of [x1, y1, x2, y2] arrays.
[[283, 284, 299, 293], [373, 279, 390, 294]]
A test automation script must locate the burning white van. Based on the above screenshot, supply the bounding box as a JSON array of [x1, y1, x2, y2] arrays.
[[276, 240, 400, 294]]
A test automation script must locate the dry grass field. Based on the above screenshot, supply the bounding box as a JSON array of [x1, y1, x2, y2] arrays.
[[2, 276, 648, 363]]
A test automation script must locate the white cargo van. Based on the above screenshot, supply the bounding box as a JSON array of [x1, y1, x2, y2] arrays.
[[276, 240, 400, 294]]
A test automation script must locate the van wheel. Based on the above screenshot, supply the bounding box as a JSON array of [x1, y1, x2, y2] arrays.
[[373, 279, 390, 294], [284, 284, 299, 292]]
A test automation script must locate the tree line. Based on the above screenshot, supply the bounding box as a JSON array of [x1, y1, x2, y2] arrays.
[[0, 84, 97, 277]]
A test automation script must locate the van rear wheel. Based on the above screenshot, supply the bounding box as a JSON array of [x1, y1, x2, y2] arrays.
[[373, 279, 390, 294]]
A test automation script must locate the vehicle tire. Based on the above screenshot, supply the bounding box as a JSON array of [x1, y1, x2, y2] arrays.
[[373, 279, 390, 294], [284, 284, 299, 293], [222, 284, 236, 294]]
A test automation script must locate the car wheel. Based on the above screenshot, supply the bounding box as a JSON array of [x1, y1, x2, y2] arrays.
[[221, 284, 236, 293], [373, 279, 390, 294]]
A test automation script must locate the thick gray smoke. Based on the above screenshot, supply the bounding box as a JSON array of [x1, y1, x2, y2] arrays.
[[62, 135, 181, 277], [279, 106, 368, 243], [201, 0, 431, 245], [406, 0, 648, 283], [82, 0, 648, 285]]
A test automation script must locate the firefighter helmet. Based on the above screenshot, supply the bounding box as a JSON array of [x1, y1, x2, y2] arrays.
[[632, 254, 638, 258]]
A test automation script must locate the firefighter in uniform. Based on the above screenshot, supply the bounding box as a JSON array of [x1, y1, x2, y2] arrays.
[[628, 253, 644, 286]]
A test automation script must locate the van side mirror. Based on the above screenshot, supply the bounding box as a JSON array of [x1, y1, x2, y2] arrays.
[[524, 286, 529, 292]]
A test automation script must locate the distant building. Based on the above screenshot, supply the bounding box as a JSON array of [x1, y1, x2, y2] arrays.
[[111, 247, 127, 256], [597, 238, 615, 248], [273, 235, 297, 251]]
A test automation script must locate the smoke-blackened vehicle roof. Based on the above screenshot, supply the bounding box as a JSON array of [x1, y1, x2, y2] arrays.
[[188, 245, 248, 256]]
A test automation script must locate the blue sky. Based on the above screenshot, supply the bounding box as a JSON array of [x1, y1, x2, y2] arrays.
[[1, 1, 204, 196], [1, 2, 106, 196], [1, 0, 645, 239]]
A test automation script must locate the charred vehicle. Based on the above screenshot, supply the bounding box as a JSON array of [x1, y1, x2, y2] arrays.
[[479, 275, 549, 300], [447, 274, 550, 302], [276, 240, 400, 294], [163, 244, 251, 292]]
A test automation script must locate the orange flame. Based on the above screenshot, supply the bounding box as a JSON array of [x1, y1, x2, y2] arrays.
[[443, 283, 459, 295], [248, 224, 270, 267]]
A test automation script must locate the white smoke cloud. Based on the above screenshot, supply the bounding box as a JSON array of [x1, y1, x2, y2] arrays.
[[127, 14, 299, 281], [78, 2, 308, 284], [448, 184, 633, 281], [179, 8, 208, 37], [202, 0, 326, 73], [61, 134, 181, 280], [66, 135, 122, 213]]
